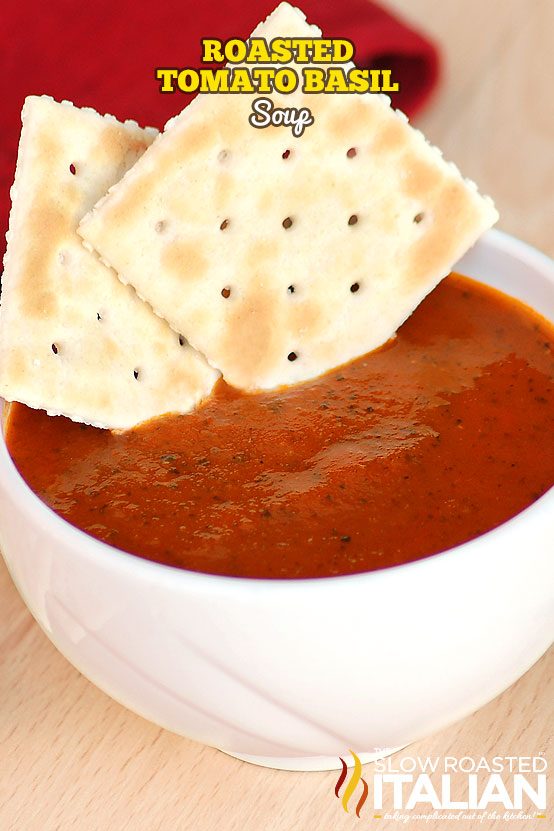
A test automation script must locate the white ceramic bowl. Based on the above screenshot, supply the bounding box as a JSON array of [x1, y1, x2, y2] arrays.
[[1, 229, 553, 772]]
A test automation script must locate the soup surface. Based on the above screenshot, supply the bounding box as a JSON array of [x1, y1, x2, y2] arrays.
[[6, 274, 554, 578]]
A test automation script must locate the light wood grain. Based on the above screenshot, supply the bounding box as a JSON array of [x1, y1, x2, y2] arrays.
[[1, 0, 553, 829], [387, 0, 554, 255]]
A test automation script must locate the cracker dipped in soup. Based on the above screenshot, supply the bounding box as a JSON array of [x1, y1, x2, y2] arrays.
[[1, 5, 553, 578]]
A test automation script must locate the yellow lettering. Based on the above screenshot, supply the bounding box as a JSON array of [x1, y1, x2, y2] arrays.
[[225, 38, 247, 63], [156, 68, 179, 93], [333, 39, 355, 62], [312, 39, 332, 63], [247, 38, 271, 63], [292, 38, 312, 63], [380, 70, 400, 92], [270, 37, 293, 63], [347, 68, 370, 93], [229, 68, 255, 93], [369, 68, 382, 92], [325, 68, 349, 93], [177, 69, 200, 93], [201, 39, 224, 63], [251, 68, 276, 93], [302, 68, 325, 93], [274, 68, 298, 94], [199, 69, 230, 93]]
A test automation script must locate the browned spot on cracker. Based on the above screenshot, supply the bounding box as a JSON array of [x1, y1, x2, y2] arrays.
[[83, 386, 111, 412], [278, 165, 330, 213], [19, 196, 81, 317], [36, 134, 61, 174], [405, 181, 472, 288], [214, 98, 251, 142], [317, 98, 374, 142], [22, 289, 58, 318], [90, 124, 141, 167], [400, 157, 443, 200], [161, 238, 208, 285], [174, 120, 218, 160], [288, 297, 326, 341], [164, 186, 203, 225], [97, 119, 215, 234], [216, 280, 281, 385], [370, 117, 407, 156], [2, 347, 28, 386], [256, 185, 277, 214], [152, 338, 167, 358], [15, 123, 85, 319], [242, 238, 281, 273], [101, 336, 119, 361]]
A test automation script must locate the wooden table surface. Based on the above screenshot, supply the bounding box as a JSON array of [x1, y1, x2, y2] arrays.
[[1, 0, 553, 829]]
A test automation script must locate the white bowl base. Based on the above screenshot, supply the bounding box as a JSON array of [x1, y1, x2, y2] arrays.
[[220, 745, 406, 771]]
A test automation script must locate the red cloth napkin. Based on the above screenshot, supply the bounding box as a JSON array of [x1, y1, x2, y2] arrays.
[[1, 0, 439, 260]]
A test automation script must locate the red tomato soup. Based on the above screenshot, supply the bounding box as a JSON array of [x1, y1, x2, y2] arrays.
[[6, 274, 554, 578]]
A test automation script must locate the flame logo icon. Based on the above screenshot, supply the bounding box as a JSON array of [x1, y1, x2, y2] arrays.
[[335, 750, 369, 817]]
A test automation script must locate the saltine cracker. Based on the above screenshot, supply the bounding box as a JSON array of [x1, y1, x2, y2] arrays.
[[0, 96, 219, 428], [79, 2, 498, 391]]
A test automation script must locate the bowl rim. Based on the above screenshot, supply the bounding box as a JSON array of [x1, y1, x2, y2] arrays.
[[1, 228, 553, 594]]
